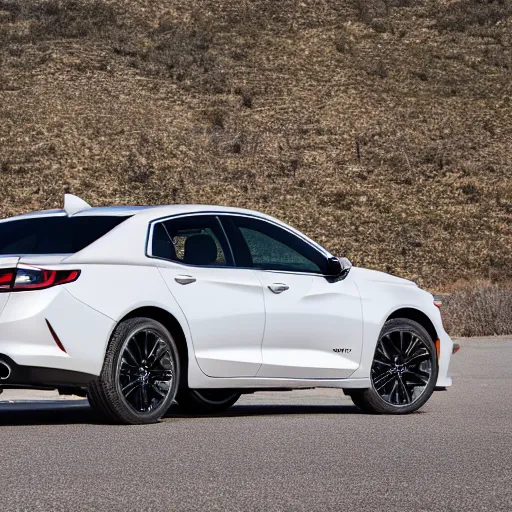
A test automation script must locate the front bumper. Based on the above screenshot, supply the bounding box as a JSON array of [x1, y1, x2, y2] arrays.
[[436, 328, 454, 388]]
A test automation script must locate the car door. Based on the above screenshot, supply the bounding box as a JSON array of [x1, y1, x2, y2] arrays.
[[150, 214, 265, 378], [220, 215, 363, 379]]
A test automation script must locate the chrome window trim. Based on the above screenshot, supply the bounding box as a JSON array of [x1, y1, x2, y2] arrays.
[[146, 213, 234, 268], [145, 211, 334, 276]]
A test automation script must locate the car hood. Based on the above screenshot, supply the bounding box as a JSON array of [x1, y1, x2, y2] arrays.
[[350, 267, 417, 287]]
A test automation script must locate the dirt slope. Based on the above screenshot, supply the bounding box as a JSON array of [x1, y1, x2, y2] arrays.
[[0, 0, 511, 286]]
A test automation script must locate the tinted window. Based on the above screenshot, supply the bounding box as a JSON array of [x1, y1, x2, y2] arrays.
[[0, 216, 130, 255], [221, 216, 327, 274], [152, 216, 233, 266]]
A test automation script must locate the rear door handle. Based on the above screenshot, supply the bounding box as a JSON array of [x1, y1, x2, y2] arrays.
[[268, 283, 289, 294], [175, 275, 196, 285]]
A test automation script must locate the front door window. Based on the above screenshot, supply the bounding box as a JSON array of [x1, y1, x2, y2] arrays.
[[220, 216, 327, 274]]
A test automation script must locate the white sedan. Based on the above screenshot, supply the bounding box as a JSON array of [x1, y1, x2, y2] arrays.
[[0, 195, 454, 424]]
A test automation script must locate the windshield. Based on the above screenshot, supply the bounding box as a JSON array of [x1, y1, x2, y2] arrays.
[[0, 216, 131, 255]]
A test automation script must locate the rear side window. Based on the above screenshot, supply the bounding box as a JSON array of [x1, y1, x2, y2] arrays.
[[151, 215, 233, 266], [0, 216, 130, 255]]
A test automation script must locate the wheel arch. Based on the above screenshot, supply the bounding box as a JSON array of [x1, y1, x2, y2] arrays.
[[119, 306, 189, 387], [386, 308, 438, 343]]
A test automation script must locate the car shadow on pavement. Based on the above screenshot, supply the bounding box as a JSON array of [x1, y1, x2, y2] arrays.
[[0, 401, 364, 426], [165, 403, 362, 419], [0, 400, 101, 426]]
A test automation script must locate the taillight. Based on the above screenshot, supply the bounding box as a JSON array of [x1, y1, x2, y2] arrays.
[[433, 299, 442, 309], [0, 266, 80, 292], [0, 269, 15, 291]]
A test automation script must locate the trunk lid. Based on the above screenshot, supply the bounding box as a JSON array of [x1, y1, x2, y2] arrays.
[[18, 255, 70, 266]]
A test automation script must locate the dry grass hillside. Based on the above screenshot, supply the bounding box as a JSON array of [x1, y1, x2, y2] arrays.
[[0, 0, 511, 291]]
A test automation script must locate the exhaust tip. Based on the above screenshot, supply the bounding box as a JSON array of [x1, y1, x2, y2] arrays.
[[0, 361, 11, 380]]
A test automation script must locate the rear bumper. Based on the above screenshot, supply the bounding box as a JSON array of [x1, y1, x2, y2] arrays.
[[0, 354, 95, 388], [0, 287, 114, 377]]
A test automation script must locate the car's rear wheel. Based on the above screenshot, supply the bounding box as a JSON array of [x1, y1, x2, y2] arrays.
[[176, 388, 241, 414], [87, 317, 179, 425], [349, 318, 438, 414]]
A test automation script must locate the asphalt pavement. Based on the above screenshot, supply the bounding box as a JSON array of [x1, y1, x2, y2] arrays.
[[1, 337, 511, 512]]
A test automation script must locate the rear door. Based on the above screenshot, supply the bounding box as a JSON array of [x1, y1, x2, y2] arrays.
[[150, 214, 265, 378]]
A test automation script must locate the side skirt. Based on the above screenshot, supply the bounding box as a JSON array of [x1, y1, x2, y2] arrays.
[[188, 375, 372, 390]]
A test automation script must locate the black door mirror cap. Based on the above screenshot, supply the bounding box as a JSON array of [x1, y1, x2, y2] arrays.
[[328, 256, 352, 279], [327, 256, 352, 278]]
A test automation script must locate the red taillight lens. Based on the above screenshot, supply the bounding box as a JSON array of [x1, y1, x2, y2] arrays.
[[0, 269, 15, 291], [433, 299, 442, 309], [0, 267, 80, 292]]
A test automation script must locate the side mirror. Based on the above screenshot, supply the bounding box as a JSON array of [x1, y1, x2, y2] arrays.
[[327, 256, 352, 278]]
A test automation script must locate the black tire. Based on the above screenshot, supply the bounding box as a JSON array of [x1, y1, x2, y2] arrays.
[[87, 317, 180, 425], [345, 389, 374, 413], [176, 388, 241, 414], [350, 318, 439, 415], [87, 383, 116, 422]]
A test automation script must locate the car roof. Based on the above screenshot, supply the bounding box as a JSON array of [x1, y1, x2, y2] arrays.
[[1, 197, 332, 261], [0, 206, 152, 223], [0, 194, 289, 223], [0, 204, 275, 223]]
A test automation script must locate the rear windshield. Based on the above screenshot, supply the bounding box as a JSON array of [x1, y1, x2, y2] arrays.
[[0, 216, 130, 255]]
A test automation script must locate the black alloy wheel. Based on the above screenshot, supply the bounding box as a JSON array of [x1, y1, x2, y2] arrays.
[[88, 318, 179, 425], [117, 328, 175, 413], [348, 318, 438, 414], [371, 329, 433, 406]]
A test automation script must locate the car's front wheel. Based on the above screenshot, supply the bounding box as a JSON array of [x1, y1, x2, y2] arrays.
[[88, 317, 180, 425], [176, 388, 241, 414], [349, 318, 438, 414]]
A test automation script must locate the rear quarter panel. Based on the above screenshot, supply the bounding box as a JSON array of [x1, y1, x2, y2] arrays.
[[64, 263, 198, 376], [0, 286, 114, 375], [62, 216, 203, 383]]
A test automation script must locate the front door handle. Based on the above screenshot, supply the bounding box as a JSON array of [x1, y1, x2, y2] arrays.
[[175, 275, 196, 285], [268, 283, 289, 294]]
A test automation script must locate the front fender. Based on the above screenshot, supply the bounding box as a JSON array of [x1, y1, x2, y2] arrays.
[[349, 272, 452, 386]]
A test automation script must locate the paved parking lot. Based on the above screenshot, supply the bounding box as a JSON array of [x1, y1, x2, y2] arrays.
[[1, 337, 511, 511]]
